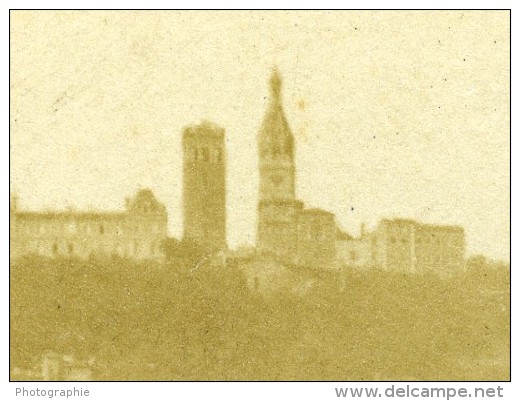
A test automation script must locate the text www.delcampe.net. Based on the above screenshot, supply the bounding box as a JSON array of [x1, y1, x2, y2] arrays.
[[335, 385, 505, 399]]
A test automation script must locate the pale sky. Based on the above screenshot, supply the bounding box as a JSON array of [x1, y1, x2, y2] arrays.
[[10, 11, 510, 260]]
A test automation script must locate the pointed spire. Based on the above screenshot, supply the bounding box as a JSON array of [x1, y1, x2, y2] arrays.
[[259, 67, 294, 157], [269, 66, 282, 100]]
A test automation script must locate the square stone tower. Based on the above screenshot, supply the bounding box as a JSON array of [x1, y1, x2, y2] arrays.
[[182, 121, 227, 253]]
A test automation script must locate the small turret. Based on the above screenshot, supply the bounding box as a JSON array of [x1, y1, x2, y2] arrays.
[[126, 189, 166, 214]]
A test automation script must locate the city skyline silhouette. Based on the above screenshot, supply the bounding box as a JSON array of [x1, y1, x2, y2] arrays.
[[10, 11, 510, 261]]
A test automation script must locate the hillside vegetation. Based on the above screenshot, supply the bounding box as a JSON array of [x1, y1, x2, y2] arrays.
[[10, 256, 509, 381]]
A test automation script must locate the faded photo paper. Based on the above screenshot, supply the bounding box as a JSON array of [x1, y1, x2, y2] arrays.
[[9, 10, 510, 381]]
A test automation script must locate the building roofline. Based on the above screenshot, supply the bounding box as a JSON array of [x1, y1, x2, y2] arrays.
[[301, 208, 335, 216], [14, 211, 128, 219], [258, 199, 304, 208], [380, 218, 464, 232], [182, 120, 225, 137]]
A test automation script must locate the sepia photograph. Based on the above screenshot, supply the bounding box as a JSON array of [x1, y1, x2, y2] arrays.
[[9, 9, 510, 382]]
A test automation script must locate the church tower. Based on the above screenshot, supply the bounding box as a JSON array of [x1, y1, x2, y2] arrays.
[[182, 121, 227, 253], [258, 68, 296, 202], [257, 68, 303, 260]]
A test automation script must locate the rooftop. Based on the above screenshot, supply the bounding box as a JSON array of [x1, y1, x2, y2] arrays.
[[183, 120, 225, 137], [11, 189, 166, 219], [302, 208, 335, 216], [381, 218, 463, 232]]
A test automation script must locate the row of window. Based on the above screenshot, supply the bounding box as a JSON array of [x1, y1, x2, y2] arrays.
[[15, 222, 162, 235], [260, 148, 291, 158], [388, 235, 461, 245], [261, 226, 294, 238], [185, 147, 223, 163], [261, 226, 332, 242], [346, 252, 460, 266], [19, 240, 162, 257], [416, 237, 464, 246], [302, 230, 331, 242], [388, 251, 462, 264]]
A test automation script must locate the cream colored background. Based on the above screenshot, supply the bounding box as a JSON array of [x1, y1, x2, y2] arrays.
[[9, 10, 510, 260]]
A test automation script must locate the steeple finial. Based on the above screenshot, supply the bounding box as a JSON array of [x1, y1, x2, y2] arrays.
[[269, 66, 282, 99]]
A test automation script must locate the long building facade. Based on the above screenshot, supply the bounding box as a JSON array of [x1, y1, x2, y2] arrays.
[[372, 218, 465, 272], [336, 219, 466, 272], [9, 189, 167, 261]]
